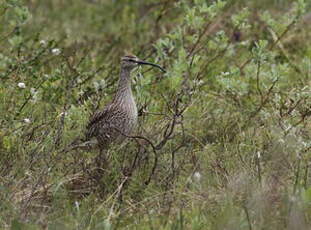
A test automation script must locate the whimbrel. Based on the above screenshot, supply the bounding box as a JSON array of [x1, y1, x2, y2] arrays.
[[85, 55, 165, 150]]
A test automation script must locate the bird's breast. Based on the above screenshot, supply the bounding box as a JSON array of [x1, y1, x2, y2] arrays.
[[122, 94, 138, 130]]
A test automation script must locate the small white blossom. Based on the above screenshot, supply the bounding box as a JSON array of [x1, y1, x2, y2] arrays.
[[30, 88, 39, 102], [40, 40, 46, 46], [194, 79, 204, 86], [18, 82, 26, 89], [75, 201, 80, 211], [221, 71, 230, 76], [197, 79, 204, 86], [30, 88, 37, 94], [193, 171, 201, 182], [23, 118, 31, 123], [257, 151, 261, 158], [149, 209, 155, 214], [51, 48, 61, 55], [240, 40, 249, 46], [60, 112, 68, 117]]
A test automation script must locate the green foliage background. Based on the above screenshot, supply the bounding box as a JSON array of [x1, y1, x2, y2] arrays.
[[0, 0, 311, 229]]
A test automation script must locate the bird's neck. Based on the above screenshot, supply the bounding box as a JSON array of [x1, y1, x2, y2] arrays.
[[114, 68, 134, 103]]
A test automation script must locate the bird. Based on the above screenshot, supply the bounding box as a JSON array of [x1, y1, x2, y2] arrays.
[[84, 55, 166, 152]]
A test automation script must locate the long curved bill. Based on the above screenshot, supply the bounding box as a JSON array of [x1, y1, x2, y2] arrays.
[[134, 60, 166, 72]]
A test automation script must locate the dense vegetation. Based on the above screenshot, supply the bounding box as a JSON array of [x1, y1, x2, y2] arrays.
[[1, 0, 310, 229]]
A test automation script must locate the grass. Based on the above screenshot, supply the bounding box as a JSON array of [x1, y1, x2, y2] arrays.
[[0, 0, 311, 229]]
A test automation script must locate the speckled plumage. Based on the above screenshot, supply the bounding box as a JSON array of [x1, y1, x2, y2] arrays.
[[85, 92, 138, 149], [85, 55, 164, 150]]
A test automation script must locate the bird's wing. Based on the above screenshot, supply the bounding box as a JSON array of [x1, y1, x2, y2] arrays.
[[85, 104, 112, 140], [85, 103, 126, 141]]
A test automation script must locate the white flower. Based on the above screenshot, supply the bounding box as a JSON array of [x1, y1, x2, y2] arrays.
[[51, 48, 61, 55], [221, 71, 230, 76], [193, 171, 201, 182], [75, 201, 80, 211], [257, 151, 261, 158], [197, 79, 204, 86], [194, 79, 204, 86], [40, 40, 46, 46], [18, 82, 26, 89], [23, 118, 31, 123], [59, 112, 68, 117], [30, 88, 39, 102], [30, 88, 36, 94]]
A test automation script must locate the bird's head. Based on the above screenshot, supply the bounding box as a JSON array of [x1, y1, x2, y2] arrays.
[[121, 55, 166, 72]]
